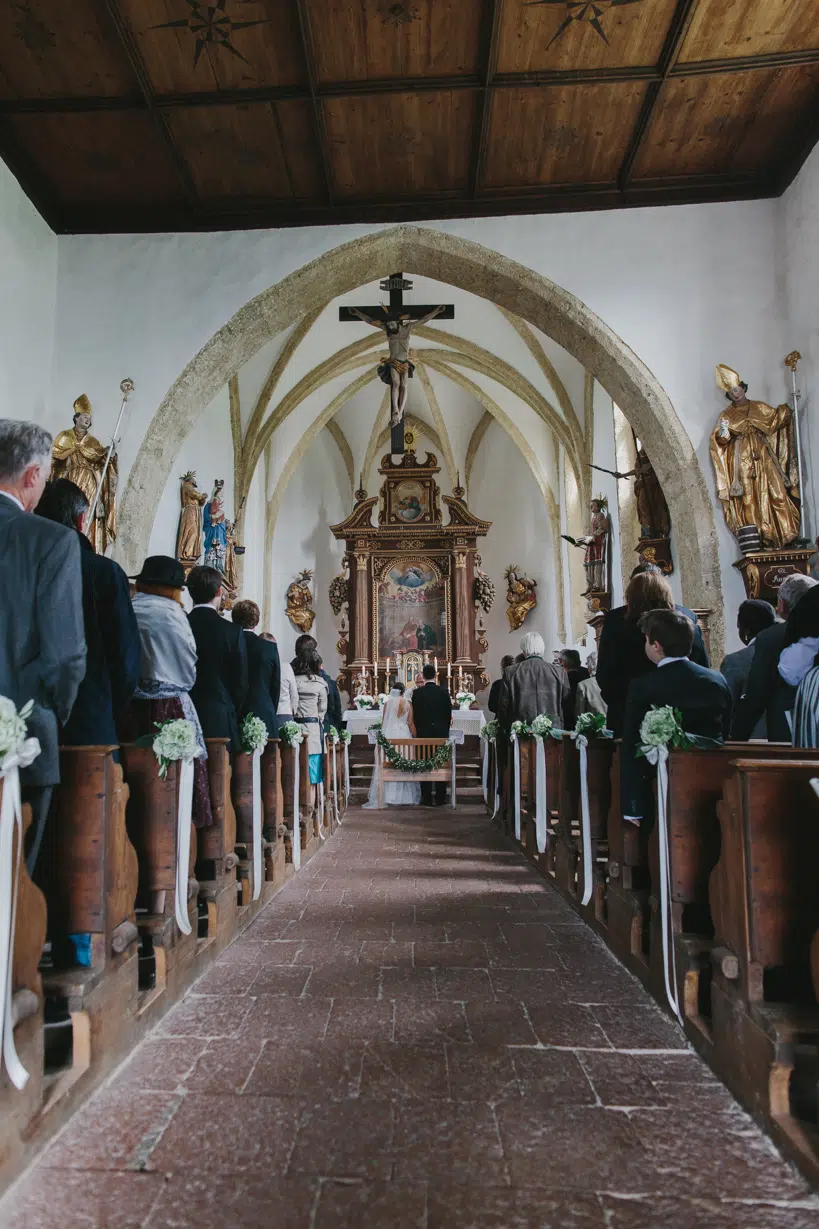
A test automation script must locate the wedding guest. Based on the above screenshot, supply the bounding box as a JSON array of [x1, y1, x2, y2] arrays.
[[187, 564, 248, 753], [732, 574, 817, 741], [778, 582, 819, 715], [793, 659, 819, 748], [621, 609, 732, 823], [293, 646, 328, 797], [293, 633, 342, 734], [559, 649, 590, 722], [597, 567, 708, 737], [232, 599, 280, 738], [126, 555, 211, 827], [719, 599, 776, 737], [268, 633, 300, 723], [36, 479, 140, 746], [488, 655, 514, 715], [574, 651, 607, 721], [0, 420, 85, 871], [497, 632, 569, 730], [410, 663, 453, 807]]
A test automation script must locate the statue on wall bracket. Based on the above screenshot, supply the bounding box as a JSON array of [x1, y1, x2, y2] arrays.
[[563, 495, 612, 616], [286, 569, 316, 634], [712, 360, 813, 603], [592, 441, 673, 573], [504, 565, 538, 631], [51, 394, 119, 554], [176, 470, 208, 570]]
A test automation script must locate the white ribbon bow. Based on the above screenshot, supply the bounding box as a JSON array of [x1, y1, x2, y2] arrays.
[[642, 743, 682, 1024], [331, 740, 341, 825], [533, 735, 548, 855], [251, 747, 264, 902], [510, 732, 521, 840], [174, 756, 195, 935], [1, 737, 41, 1090], [292, 745, 301, 871], [481, 737, 489, 803], [574, 735, 594, 907], [317, 781, 326, 842]]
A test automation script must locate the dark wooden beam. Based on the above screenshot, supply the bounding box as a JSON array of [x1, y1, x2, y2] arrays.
[[51, 172, 770, 235], [470, 0, 505, 198], [102, 0, 198, 214], [617, 0, 701, 192], [293, 0, 335, 205]]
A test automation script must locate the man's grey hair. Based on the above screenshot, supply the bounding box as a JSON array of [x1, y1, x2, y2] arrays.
[[778, 573, 817, 613], [520, 632, 545, 657], [0, 420, 53, 482]]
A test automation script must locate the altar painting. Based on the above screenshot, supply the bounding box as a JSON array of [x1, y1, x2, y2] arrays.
[[377, 562, 447, 658]]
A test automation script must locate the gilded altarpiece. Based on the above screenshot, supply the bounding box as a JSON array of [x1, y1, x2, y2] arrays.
[[330, 449, 491, 694]]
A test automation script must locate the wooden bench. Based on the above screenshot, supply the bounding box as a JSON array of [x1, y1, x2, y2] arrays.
[[261, 740, 286, 888], [520, 736, 563, 875], [35, 747, 140, 1106], [376, 738, 456, 809], [708, 757, 819, 1176], [281, 740, 314, 866], [555, 735, 615, 922], [196, 740, 238, 948]]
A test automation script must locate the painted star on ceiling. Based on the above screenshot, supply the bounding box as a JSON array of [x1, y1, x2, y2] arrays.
[[524, 0, 643, 48], [150, 0, 270, 68]]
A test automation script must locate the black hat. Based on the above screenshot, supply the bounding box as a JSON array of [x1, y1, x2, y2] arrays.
[[131, 555, 186, 588]]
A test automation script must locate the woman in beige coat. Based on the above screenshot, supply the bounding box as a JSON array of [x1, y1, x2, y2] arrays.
[[294, 646, 328, 792]]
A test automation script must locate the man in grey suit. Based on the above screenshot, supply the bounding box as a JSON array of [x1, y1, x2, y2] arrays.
[[0, 420, 86, 870], [719, 599, 776, 738], [731, 573, 817, 742]]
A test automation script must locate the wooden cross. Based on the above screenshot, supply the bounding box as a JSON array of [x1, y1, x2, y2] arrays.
[[340, 273, 455, 453]]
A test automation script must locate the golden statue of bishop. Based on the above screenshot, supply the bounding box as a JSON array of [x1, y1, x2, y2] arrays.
[[710, 365, 801, 551], [50, 395, 118, 553]]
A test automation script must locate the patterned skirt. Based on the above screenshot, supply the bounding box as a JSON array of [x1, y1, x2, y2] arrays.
[[123, 695, 214, 828]]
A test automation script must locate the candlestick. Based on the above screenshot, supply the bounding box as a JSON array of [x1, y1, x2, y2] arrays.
[[446, 661, 451, 679]]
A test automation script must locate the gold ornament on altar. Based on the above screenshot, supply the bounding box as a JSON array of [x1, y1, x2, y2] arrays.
[[176, 470, 208, 569], [328, 560, 349, 616], [286, 569, 316, 634], [50, 394, 118, 553], [473, 553, 496, 613], [710, 364, 801, 551], [504, 565, 537, 631]]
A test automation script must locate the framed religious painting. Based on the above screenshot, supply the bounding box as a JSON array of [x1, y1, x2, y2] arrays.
[[383, 475, 437, 526], [375, 558, 449, 660]]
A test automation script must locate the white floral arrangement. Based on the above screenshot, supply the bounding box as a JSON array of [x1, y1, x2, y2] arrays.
[[574, 711, 610, 739], [327, 725, 340, 744], [241, 714, 268, 755], [456, 691, 476, 709], [482, 718, 500, 742], [151, 718, 198, 779], [638, 705, 691, 755], [510, 719, 531, 738], [530, 713, 554, 738], [353, 694, 378, 710], [377, 693, 389, 708], [338, 729, 352, 745], [279, 720, 305, 747], [0, 696, 40, 773]]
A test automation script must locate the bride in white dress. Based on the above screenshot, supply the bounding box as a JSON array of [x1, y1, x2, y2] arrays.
[[363, 683, 422, 809]]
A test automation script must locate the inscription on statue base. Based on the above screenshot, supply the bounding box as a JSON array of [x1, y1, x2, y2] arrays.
[[733, 547, 815, 605]]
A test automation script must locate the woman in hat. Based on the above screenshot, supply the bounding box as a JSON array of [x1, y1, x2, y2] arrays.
[[124, 555, 212, 826]]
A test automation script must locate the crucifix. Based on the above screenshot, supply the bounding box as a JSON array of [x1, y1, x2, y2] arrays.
[[340, 274, 455, 453]]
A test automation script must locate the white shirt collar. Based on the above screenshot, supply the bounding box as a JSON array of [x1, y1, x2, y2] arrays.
[[0, 489, 25, 512], [657, 656, 688, 668], [192, 602, 218, 611]]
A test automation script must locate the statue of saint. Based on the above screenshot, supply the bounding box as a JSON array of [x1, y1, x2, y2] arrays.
[[504, 566, 538, 631], [223, 520, 239, 601], [710, 365, 800, 551], [573, 498, 610, 594], [349, 305, 445, 426], [286, 569, 316, 634], [50, 395, 117, 553], [203, 479, 229, 572], [176, 471, 208, 569]]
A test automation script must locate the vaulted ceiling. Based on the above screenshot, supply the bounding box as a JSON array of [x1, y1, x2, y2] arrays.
[[1, 0, 818, 232]]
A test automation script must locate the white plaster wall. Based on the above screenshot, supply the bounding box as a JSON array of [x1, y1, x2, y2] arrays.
[[268, 429, 348, 672], [779, 144, 819, 542], [469, 421, 557, 704], [0, 161, 56, 425]]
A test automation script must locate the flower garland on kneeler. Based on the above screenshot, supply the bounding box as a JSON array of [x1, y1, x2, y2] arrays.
[[375, 730, 452, 774]]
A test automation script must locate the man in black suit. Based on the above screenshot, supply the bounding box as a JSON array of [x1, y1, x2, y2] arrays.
[[187, 565, 248, 753], [232, 599, 280, 738], [621, 608, 732, 823], [410, 663, 453, 807], [731, 573, 817, 742], [36, 479, 141, 747], [293, 633, 342, 736]]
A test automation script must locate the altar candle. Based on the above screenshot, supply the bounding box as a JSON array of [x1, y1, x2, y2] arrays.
[[446, 661, 451, 679], [434, 657, 438, 675]]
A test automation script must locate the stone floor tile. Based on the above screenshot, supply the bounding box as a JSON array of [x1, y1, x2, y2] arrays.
[[248, 963, 312, 996], [381, 965, 437, 999], [158, 993, 253, 1039], [590, 1003, 688, 1049], [577, 1050, 670, 1107], [237, 995, 333, 1042], [289, 1100, 395, 1180], [303, 963, 382, 998], [145, 1173, 318, 1228], [393, 999, 471, 1045], [489, 967, 563, 1004], [116, 1037, 209, 1091], [602, 1195, 819, 1229], [511, 1047, 596, 1105], [635, 1052, 719, 1083], [291, 940, 361, 966], [359, 1041, 449, 1100], [41, 1089, 181, 1171], [282, 917, 343, 940], [359, 939, 414, 966], [496, 1104, 648, 1190], [413, 939, 489, 967], [464, 1000, 539, 1046], [435, 967, 496, 1001], [446, 1044, 520, 1102], [243, 1040, 364, 1099], [558, 967, 645, 1005], [4, 1170, 163, 1229], [146, 1093, 299, 1176], [183, 1037, 263, 1094], [525, 1001, 612, 1048], [427, 1185, 606, 1228], [392, 1102, 508, 1185], [326, 997, 395, 1042], [314, 1180, 426, 1229]]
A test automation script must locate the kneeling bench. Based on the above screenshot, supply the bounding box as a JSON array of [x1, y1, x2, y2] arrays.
[[369, 730, 463, 810]]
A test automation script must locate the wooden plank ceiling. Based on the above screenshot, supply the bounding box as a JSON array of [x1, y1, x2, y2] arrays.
[[0, 0, 817, 232]]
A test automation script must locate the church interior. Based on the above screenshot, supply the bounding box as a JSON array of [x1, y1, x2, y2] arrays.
[[2, 1, 819, 1225]]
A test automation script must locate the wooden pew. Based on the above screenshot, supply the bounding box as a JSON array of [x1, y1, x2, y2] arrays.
[[520, 736, 563, 875], [261, 740, 286, 890], [120, 745, 200, 1004], [708, 757, 819, 1175], [0, 791, 47, 1177], [198, 740, 238, 949], [232, 739, 286, 905], [280, 740, 314, 867], [35, 747, 140, 1102], [603, 746, 650, 968], [555, 735, 615, 923]]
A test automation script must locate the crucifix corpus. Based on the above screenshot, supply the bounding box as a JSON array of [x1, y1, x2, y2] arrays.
[[340, 274, 454, 453]]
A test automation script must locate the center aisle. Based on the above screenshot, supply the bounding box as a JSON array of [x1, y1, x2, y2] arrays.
[[6, 806, 819, 1228]]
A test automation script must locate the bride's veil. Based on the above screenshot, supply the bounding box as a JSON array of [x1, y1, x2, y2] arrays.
[[381, 687, 406, 738]]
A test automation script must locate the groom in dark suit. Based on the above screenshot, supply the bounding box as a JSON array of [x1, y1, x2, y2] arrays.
[[410, 664, 453, 807]]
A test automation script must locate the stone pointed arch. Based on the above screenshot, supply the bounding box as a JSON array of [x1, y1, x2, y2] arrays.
[[118, 224, 723, 651]]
